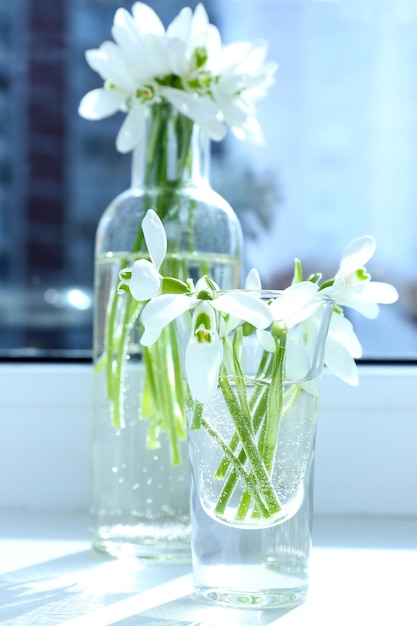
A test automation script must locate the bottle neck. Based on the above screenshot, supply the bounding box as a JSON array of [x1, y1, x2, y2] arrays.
[[131, 103, 210, 189]]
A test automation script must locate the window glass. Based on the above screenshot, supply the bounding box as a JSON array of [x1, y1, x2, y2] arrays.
[[0, 0, 415, 358]]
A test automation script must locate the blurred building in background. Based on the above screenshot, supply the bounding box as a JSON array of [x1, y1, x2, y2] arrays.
[[0, 0, 416, 357]]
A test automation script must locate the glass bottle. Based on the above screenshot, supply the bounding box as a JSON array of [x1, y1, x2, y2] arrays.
[[90, 103, 243, 560]]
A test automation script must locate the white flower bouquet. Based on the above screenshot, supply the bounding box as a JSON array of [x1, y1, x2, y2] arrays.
[[120, 209, 398, 524], [79, 2, 277, 152]]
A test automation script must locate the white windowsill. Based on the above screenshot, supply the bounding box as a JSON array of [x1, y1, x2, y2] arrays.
[[0, 510, 415, 625], [0, 362, 416, 516]]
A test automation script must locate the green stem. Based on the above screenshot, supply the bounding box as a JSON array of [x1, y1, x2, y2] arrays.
[[97, 104, 198, 464], [218, 367, 281, 517], [238, 331, 287, 519], [214, 382, 269, 515], [214, 349, 274, 480], [111, 294, 140, 427], [153, 329, 184, 465], [199, 416, 272, 518], [258, 328, 287, 473], [214, 379, 301, 519], [190, 402, 203, 430]]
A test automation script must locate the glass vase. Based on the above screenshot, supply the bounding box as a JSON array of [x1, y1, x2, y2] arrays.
[[91, 103, 243, 560], [177, 290, 333, 604]]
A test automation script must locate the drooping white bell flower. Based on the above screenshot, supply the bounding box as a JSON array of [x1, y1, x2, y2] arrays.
[[324, 312, 363, 386], [260, 282, 331, 388], [268, 282, 322, 330], [78, 40, 162, 153], [185, 301, 224, 402], [321, 235, 399, 318], [166, 3, 221, 77], [78, 4, 173, 153], [119, 209, 166, 301], [274, 282, 361, 387], [139, 276, 273, 402], [210, 39, 278, 143]]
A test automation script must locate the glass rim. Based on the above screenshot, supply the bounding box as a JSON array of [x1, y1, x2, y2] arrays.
[[216, 288, 335, 305]]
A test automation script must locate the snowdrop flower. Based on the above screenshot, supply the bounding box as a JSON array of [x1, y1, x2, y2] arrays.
[[259, 282, 322, 353], [318, 234, 398, 385], [210, 40, 278, 143], [78, 2, 277, 151], [119, 209, 166, 301], [165, 3, 220, 81], [78, 4, 169, 152], [240, 274, 327, 389], [268, 283, 335, 392], [139, 277, 272, 402], [320, 235, 399, 318], [324, 311, 363, 386]]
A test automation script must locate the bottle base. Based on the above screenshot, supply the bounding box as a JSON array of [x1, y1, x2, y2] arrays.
[[193, 583, 308, 609], [91, 523, 191, 563]]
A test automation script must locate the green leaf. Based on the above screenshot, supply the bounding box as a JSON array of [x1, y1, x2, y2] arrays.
[[160, 277, 190, 294], [197, 288, 214, 301], [242, 321, 256, 336], [307, 272, 322, 284], [117, 283, 130, 295], [119, 269, 132, 280], [319, 278, 335, 290], [292, 258, 303, 284]]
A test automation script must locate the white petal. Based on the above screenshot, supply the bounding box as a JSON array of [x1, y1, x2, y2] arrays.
[[285, 337, 311, 382], [269, 287, 322, 329], [99, 41, 138, 91], [140, 294, 195, 346], [298, 377, 321, 396], [167, 6, 193, 40], [131, 2, 165, 36], [142, 209, 167, 271], [212, 83, 249, 126], [211, 42, 253, 73], [161, 87, 219, 122], [116, 104, 145, 153], [245, 268, 262, 291], [338, 235, 376, 276], [205, 23, 222, 58], [333, 290, 381, 319], [191, 3, 210, 37], [185, 330, 223, 403], [259, 328, 276, 352], [165, 38, 189, 75], [198, 118, 227, 142], [361, 281, 399, 304], [129, 259, 161, 301], [231, 115, 264, 144], [212, 292, 272, 329], [328, 313, 363, 359], [324, 337, 359, 386], [112, 10, 150, 80], [286, 281, 319, 295], [195, 275, 220, 292], [78, 88, 124, 120], [236, 39, 269, 74], [85, 47, 114, 81]]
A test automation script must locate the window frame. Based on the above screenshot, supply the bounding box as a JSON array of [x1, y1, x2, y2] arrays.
[[0, 361, 415, 516]]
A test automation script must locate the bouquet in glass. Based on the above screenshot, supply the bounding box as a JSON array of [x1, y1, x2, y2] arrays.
[[119, 209, 399, 526]]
